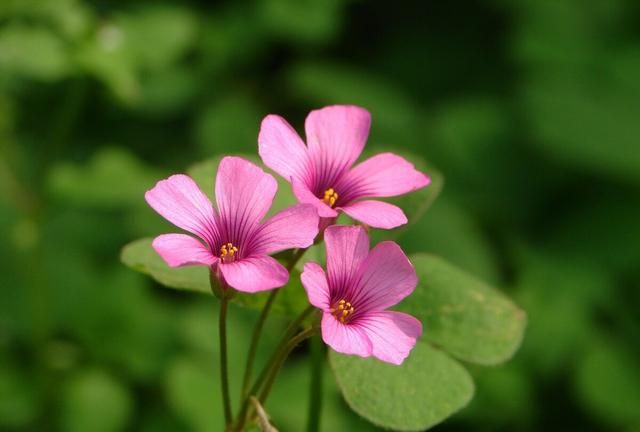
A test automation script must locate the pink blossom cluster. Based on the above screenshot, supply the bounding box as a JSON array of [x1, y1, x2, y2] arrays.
[[146, 105, 430, 365]]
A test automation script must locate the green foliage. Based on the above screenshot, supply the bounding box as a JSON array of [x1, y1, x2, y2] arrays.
[[48, 147, 159, 207], [575, 339, 640, 428], [330, 343, 474, 431], [166, 356, 221, 432], [0, 25, 69, 81], [121, 237, 211, 295], [60, 369, 133, 432], [399, 254, 526, 365], [3, 0, 639, 430]]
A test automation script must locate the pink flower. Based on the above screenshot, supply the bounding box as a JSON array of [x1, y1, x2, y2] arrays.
[[258, 105, 430, 229], [301, 225, 422, 365], [145, 156, 319, 293]]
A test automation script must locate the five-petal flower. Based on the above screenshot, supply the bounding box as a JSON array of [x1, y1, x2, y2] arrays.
[[258, 105, 430, 229], [301, 225, 422, 365], [145, 156, 319, 293]]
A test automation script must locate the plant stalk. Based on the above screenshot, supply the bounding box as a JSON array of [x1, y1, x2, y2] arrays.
[[219, 295, 233, 428], [235, 305, 316, 430], [240, 248, 308, 400], [306, 334, 324, 432]]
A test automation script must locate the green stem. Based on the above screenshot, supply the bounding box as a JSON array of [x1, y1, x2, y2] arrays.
[[306, 334, 324, 432], [219, 296, 233, 428], [240, 248, 308, 400], [235, 305, 315, 430], [257, 326, 317, 404], [240, 289, 278, 400]]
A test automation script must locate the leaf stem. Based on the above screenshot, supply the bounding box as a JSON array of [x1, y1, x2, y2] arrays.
[[219, 295, 233, 428]]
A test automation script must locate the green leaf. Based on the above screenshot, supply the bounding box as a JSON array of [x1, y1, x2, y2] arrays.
[[121, 237, 211, 295], [398, 254, 526, 365], [330, 343, 474, 431]]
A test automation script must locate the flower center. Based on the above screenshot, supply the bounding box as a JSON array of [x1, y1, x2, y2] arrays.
[[220, 242, 238, 263], [321, 188, 339, 207], [330, 299, 355, 323]]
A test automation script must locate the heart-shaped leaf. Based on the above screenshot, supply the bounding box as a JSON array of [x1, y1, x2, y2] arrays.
[[329, 343, 474, 431], [398, 254, 526, 365], [121, 237, 210, 295]]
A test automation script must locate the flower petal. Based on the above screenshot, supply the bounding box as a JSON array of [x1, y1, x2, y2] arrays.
[[215, 157, 278, 244], [324, 225, 369, 296], [292, 178, 338, 218], [339, 153, 430, 198], [219, 255, 288, 292], [305, 105, 371, 182], [351, 241, 417, 312], [321, 312, 372, 358], [358, 311, 422, 365], [145, 174, 218, 246], [258, 114, 312, 184], [251, 204, 319, 255], [301, 262, 330, 310], [340, 200, 407, 229], [152, 234, 218, 267]]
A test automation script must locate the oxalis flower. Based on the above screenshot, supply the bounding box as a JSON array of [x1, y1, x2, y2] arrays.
[[145, 156, 319, 293], [259, 105, 430, 229], [301, 225, 422, 365]]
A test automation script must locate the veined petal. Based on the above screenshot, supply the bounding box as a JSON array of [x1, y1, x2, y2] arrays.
[[301, 262, 330, 310], [145, 174, 218, 246], [152, 234, 218, 267], [321, 312, 372, 358], [340, 153, 430, 198], [324, 225, 369, 296], [251, 204, 319, 255], [340, 200, 407, 229], [358, 311, 422, 365], [219, 255, 288, 292], [305, 105, 371, 183], [292, 178, 338, 218], [351, 241, 417, 312], [215, 157, 278, 244], [258, 114, 312, 184]]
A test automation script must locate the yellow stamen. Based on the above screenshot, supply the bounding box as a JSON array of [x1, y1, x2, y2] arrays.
[[331, 299, 355, 323], [321, 188, 339, 207], [220, 242, 239, 263]]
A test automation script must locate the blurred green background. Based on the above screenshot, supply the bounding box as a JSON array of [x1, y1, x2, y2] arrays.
[[1, 0, 639, 431]]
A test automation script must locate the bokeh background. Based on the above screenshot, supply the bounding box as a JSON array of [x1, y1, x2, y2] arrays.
[[1, 0, 639, 431]]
